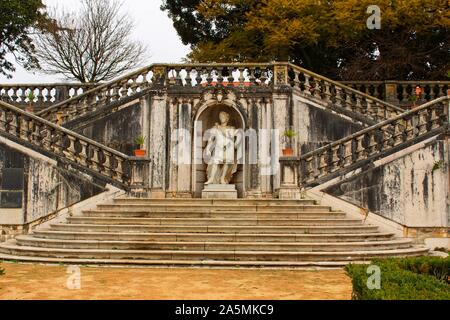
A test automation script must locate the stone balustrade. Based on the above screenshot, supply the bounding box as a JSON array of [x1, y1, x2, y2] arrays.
[[36, 63, 275, 125], [284, 63, 405, 123], [280, 96, 449, 192], [342, 81, 450, 106], [0, 100, 150, 192], [0, 83, 96, 110]]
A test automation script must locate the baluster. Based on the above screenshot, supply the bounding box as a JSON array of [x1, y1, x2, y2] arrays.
[[304, 156, 315, 183], [330, 145, 341, 172], [32, 122, 43, 145], [367, 132, 378, 155], [195, 68, 202, 87], [63, 136, 78, 160], [78, 141, 89, 166], [111, 86, 120, 101], [91, 147, 102, 172], [343, 140, 353, 167], [344, 90, 353, 111], [303, 74, 312, 95], [10, 87, 18, 104], [417, 110, 428, 134], [430, 106, 441, 129], [355, 96, 363, 115], [9, 113, 19, 136], [0, 109, 6, 131], [355, 135, 366, 161], [405, 117, 415, 140], [238, 67, 245, 86], [184, 68, 192, 87], [53, 132, 65, 155], [334, 87, 343, 108], [318, 152, 328, 177], [36, 87, 44, 105], [323, 81, 332, 103], [366, 99, 375, 120], [115, 157, 125, 182], [393, 122, 404, 146], [103, 151, 114, 177], [376, 103, 386, 120], [19, 115, 30, 141], [381, 125, 393, 149]]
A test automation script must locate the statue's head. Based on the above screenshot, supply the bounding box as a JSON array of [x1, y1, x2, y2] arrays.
[[219, 111, 230, 125]]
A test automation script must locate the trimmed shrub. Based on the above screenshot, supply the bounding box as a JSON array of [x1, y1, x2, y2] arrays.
[[345, 256, 450, 300]]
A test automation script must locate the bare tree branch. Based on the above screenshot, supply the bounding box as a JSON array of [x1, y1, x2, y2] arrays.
[[33, 0, 149, 83]]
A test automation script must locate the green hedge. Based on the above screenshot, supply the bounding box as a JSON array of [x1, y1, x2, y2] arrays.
[[345, 256, 450, 300]]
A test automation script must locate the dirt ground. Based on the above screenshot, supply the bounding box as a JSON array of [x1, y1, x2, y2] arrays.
[[0, 262, 352, 300]]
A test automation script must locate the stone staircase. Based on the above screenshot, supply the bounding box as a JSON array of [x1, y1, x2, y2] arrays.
[[0, 198, 428, 268]]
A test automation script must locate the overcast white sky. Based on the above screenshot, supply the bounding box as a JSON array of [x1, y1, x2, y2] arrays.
[[0, 0, 190, 83]]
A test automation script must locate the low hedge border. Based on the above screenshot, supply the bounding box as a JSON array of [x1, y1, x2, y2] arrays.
[[345, 256, 450, 300]]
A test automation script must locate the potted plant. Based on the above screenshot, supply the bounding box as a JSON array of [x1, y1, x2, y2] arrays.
[[134, 135, 146, 157], [282, 128, 297, 156]]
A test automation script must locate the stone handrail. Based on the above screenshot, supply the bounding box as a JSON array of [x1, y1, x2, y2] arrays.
[[0, 83, 96, 109], [36, 63, 275, 124], [0, 100, 150, 191], [342, 80, 450, 105], [285, 63, 405, 123], [280, 96, 449, 188]]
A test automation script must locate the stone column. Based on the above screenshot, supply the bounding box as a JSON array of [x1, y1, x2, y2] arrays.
[[272, 92, 290, 192], [177, 99, 193, 197], [167, 97, 179, 197], [148, 93, 167, 198], [246, 97, 263, 198]]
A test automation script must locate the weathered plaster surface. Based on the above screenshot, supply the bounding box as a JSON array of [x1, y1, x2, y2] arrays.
[[0, 141, 104, 234], [78, 102, 143, 155], [293, 99, 364, 155], [325, 138, 449, 228]]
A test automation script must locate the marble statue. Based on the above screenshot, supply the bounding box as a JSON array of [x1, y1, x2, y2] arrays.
[[204, 111, 241, 185]]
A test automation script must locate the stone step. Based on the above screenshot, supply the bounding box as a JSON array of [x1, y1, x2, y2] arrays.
[[82, 210, 346, 219], [96, 204, 333, 213], [68, 217, 364, 226], [49, 223, 380, 234], [0, 241, 429, 262], [0, 253, 366, 269], [113, 198, 318, 206], [15, 235, 413, 252], [32, 230, 396, 243]]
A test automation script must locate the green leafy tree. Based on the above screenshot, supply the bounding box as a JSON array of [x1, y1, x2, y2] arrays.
[[0, 0, 51, 78], [162, 0, 449, 80]]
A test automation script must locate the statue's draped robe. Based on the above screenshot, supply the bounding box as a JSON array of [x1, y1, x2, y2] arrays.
[[205, 125, 239, 184]]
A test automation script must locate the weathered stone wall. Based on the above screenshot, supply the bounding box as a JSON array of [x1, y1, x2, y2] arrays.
[[77, 102, 143, 156], [0, 142, 104, 240], [324, 137, 449, 228], [292, 98, 364, 156]]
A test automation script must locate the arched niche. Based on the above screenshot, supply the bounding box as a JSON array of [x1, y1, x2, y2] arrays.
[[192, 102, 246, 198]]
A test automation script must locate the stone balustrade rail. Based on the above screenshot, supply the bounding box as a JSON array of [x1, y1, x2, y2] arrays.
[[280, 96, 449, 188], [285, 63, 405, 123], [0, 83, 96, 110], [36, 63, 275, 124], [342, 80, 449, 106], [0, 100, 150, 191]]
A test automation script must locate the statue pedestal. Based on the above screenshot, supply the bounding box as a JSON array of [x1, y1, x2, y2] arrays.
[[202, 184, 238, 199]]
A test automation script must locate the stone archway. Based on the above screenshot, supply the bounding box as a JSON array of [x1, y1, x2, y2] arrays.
[[192, 103, 246, 198]]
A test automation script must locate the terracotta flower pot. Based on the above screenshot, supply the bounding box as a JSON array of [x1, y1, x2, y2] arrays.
[[282, 148, 294, 157], [134, 149, 146, 157]]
